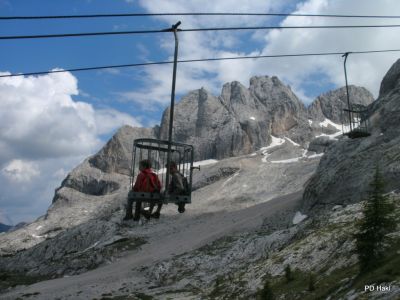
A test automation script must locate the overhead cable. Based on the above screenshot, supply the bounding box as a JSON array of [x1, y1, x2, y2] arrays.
[[2, 24, 400, 40], [2, 48, 400, 78], [2, 12, 400, 20]]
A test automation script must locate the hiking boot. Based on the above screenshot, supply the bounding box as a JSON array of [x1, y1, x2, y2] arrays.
[[151, 211, 160, 219], [141, 210, 151, 220], [178, 203, 185, 213]]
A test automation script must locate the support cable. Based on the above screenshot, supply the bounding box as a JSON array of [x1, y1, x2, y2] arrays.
[[2, 12, 400, 20], [2, 24, 400, 40], [1, 49, 400, 78]]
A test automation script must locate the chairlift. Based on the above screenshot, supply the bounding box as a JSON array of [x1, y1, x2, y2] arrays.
[[127, 21, 199, 208], [342, 105, 371, 139], [129, 138, 196, 204], [341, 52, 371, 139]]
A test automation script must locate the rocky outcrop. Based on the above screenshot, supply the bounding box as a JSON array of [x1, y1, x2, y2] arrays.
[[307, 136, 337, 154], [89, 125, 158, 176], [379, 58, 400, 97], [54, 160, 121, 199], [308, 85, 375, 123], [160, 76, 313, 160], [302, 60, 400, 213]]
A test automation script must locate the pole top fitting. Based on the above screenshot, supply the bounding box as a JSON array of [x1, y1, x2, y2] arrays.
[[342, 52, 352, 58], [172, 21, 181, 30], [162, 21, 182, 32]]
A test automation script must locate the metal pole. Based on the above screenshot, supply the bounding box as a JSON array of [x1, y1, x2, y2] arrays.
[[342, 52, 352, 132], [165, 21, 181, 200]]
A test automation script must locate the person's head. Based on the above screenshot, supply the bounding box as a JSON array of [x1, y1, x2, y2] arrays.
[[139, 159, 152, 171], [166, 161, 178, 173]]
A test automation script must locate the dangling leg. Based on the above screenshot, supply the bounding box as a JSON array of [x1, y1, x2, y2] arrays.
[[124, 195, 134, 220], [133, 200, 142, 221], [148, 202, 156, 214], [178, 202, 185, 213], [151, 203, 162, 219], [141, 201, 151, 220]]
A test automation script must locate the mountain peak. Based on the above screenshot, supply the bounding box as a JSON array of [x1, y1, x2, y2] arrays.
[[308, 85, 375, 123]]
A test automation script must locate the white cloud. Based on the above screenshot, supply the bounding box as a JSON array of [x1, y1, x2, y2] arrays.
[[0, 71, 141, 222], [130, 0, 400, 107], [121, 0, 296, 106], [95, 108, 141, 134], [0, 71, 98, 165], [2, 159, 40, 182], [0, 71, 141, 165], [258, 0, 400, 99]]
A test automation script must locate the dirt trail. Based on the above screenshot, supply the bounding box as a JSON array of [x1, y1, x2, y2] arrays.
[[2, 191, 302, 300]]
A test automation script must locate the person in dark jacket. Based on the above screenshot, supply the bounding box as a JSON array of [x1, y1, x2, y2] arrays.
[[167, 161, 186, 214], [124, 159, 161, 221]]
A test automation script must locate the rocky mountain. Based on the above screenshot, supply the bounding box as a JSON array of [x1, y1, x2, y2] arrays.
[[302, 59, 400, 213], [48, 76, 373, 209], [87, 126, 159, 177], [2, 64, 399, 300], [308, 85, 374, 123], [159, 77, 314, 160]]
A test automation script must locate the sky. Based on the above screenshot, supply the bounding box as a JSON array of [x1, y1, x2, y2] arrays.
[[1, 0, 400, 224]]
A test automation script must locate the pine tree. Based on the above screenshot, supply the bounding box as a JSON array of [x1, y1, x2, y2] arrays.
[[355, 166, 396, 272], [284, 265, 294, 283], [308, 272, 316, 291], [258, 280, 275, 300]]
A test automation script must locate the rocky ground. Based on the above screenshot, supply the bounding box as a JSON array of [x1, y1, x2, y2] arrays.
[[2, 190, 398, 300], [1, 136, 399, 299], [0, 137, 322, 299]]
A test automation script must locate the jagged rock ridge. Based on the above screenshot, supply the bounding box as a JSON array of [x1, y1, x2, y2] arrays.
[[159, 76, 312, 161]]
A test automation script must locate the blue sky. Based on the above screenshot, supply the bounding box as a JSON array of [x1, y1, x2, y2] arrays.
[[1, 0, 400, 224]]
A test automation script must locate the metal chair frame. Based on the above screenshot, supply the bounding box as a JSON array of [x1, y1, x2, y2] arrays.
[[128, 138, 194, 204]]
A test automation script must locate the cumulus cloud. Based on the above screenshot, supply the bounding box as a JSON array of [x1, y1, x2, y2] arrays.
[[0, 71, 97, 166], [2, 159, 40, 182], [258, 0, 400, 100], [0, 71, 141, 222], [121, 0, 295, 107], [129, 0, 400, 107]]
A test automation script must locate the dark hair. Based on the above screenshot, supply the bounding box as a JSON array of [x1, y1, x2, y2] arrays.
[[139, 159, 152, 169], [166, 161, 177, 168]]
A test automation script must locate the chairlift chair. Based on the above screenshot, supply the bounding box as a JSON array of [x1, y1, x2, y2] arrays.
[[127, 22, 198, 211], [341, 52, 371, 139], [342, 105, 371, 139], [128, 138, 195, 205]]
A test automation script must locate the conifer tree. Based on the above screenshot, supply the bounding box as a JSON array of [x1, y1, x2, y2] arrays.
[[308, 272, 316, 291], [355, 166, 396, 271], [284, 265, 294, 283], [258, 280, 275, 300]]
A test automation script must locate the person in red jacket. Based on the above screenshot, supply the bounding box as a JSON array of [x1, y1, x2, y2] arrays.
[[124, 159, 162, 221]]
